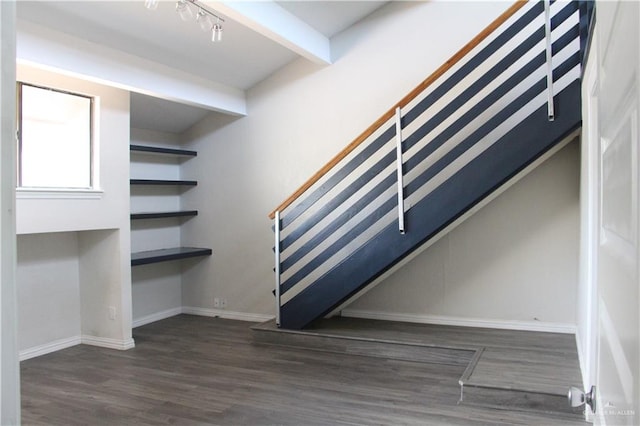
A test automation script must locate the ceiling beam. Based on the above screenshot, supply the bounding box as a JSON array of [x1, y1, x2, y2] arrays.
[[16, 20, 247, 116], [210, 1, 332, 65]]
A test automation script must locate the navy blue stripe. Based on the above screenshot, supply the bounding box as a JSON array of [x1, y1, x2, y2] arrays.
[[280, 196, 397, 294], [400, 1, 579, 129], [403, 27, 541, 154], [280, 126, 395, 230], [401, 2, 545, 128], [403, 27, 544, 158], [406, 51, 580, 198], [404, 23, 579, 178], [280, 148, 395, 251], [403, 1, 578, 156], [281, 171, 396, 273]]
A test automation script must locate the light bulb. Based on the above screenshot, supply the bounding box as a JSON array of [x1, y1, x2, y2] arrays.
[[212, 23, 222, 42]]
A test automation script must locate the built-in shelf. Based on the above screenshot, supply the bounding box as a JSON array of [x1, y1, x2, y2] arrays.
[[131, 210, 198, 220], [129, 139, 209, 271], [130, 144, 197, 157], [130, 179, 197, 186], [131, 247, 212, 266]]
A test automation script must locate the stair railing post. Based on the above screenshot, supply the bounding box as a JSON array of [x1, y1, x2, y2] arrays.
[[274, 210, 282, 327], [544, 0, 555, 121], [395, 107, 406, 234]]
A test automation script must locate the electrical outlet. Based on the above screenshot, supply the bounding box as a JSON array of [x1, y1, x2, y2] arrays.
[[108, 306, 116, 320], [220, 298, 227, 309], [213, 298, 221, 308]]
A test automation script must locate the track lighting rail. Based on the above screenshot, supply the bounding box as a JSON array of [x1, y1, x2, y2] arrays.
[[144, 0, 225, 42]]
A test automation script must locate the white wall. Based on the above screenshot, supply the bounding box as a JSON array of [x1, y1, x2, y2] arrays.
[[17, 233, 81, 352], [15, 64, 133, 353], [182, 1, 557, 320], [132, 264, 182, 325], [0, 1, 20, 423], [78, 229, 132, 349], [346, 141, 580, 332], [130, 128, 184, 325]]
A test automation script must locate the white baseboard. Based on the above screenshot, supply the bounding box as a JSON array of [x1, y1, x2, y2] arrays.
[[20, 334, 135, 361], [340, 309, 577, 334], [20, 306, 271, 360], [133, 307, 183, 328], [182, 306, 273, 323], [19, 335, 82, 361], [81, 335, 135, 350]]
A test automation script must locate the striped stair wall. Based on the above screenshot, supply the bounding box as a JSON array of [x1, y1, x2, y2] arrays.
[[270, 0, 593, 330]]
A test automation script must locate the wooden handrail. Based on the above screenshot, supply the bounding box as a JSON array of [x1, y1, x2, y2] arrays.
[[269, 0, 528, 220]]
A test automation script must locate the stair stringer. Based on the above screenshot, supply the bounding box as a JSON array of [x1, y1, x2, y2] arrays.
[[280, 80, 582, 330], [327, 128, 581, 320]]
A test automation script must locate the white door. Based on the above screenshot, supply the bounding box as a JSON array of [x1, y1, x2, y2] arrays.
[[594, 0, 640, 424]]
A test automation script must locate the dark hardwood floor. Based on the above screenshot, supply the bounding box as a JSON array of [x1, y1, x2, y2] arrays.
[[21, 315, 585, 425]]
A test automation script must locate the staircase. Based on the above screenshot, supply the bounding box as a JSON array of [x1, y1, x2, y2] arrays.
[[269, 0, 593, 330]]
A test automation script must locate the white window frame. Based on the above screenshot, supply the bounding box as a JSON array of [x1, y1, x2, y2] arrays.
[[16, 82, 102, 199]]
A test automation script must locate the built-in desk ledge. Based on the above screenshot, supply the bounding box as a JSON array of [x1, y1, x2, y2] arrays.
[[130, 144, 197, 157], [17, 187, 104, 200], [131, 210, 198, 220], [130, 179, 197, 186], [131, 247, 212, 266]]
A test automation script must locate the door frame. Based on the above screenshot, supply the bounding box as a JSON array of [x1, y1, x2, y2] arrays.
[[579, 25, 599, 422]]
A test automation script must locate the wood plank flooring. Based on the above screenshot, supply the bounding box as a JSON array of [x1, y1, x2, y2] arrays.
[[253, 317, 584, 418], [299, 317, 583, 394], [21, 315, 586, 425]]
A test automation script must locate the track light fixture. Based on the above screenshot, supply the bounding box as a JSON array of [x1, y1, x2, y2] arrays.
[[212, 20, 223, 42], [145, 0, 225, 43]]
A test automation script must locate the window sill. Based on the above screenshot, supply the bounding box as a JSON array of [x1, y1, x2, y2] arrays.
[[17, 188, 104, 200]]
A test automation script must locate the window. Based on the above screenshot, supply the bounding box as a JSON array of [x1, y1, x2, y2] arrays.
[[17, 83, 94, 190]]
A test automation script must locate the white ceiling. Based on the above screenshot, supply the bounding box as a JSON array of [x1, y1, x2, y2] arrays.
[[130, 92, 212, 134], [16, 1, 388, 134], [277, 1, 387, 39]]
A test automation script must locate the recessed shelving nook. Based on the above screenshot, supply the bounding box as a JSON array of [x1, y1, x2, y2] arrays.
[[129, 141, 211, 267]]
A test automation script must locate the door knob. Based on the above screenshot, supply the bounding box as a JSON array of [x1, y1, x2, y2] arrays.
[[568, 385, 596, 413]]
